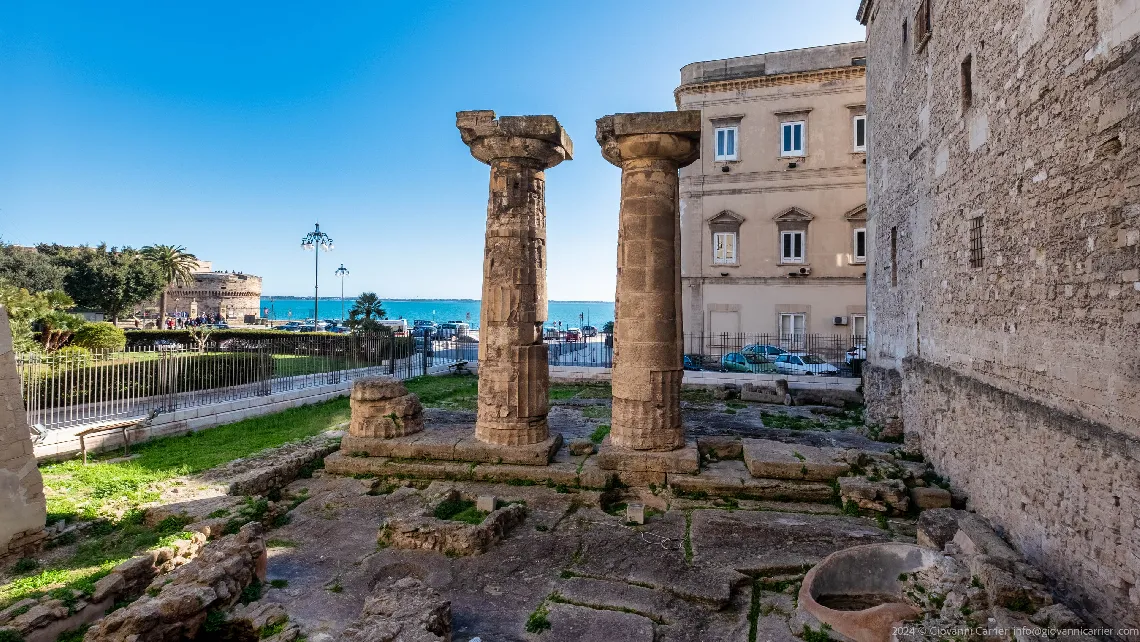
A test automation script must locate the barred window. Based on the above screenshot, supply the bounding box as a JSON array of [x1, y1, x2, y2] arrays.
[[969, 216, 984, 268]]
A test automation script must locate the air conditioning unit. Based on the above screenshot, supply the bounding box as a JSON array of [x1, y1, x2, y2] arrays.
[[799, 267, 811, 275], [834, 316, 848, 326]]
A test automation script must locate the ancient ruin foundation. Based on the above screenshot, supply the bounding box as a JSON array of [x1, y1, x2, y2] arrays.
[[456, 110, 573, 446], [596, 111, 700, 451]]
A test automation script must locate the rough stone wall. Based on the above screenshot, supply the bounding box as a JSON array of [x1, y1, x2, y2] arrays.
[[0, 306, 46, 559], [861, 0, 1140, 629]]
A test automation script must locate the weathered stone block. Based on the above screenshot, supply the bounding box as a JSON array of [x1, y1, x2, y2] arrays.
[[838, 477, 909, 514], [341, 577, 451, 642], [597, 442, 700, 474], [741, 439, 850, 481], [626, 503, 646, 525], [349, 377, 424, 439], [568, 438, 595, 456], [910, 486, 952, 510], [476, 495, 496, 513]]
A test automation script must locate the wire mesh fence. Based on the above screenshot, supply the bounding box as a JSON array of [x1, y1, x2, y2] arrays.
[[544, 333, 866, 378], [17, 331, 476, 433]]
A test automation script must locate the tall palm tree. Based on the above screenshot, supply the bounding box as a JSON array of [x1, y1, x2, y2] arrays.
[[347, 292, 387, 333], [142, 244, 199, 325]]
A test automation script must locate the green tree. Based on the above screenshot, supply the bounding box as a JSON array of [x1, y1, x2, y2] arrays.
[[0, 283, 81, 352], [58, 245, 166, 323], [346, 292, 389, 334], [141, 244, 199, 323], [0, 241, 68, 293]]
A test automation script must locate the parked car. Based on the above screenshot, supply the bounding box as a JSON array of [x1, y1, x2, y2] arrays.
[[845, 344, 867, 364], [436, 322, 470, 339], [565, 328, 581, 342], [581, 325, 598, 338], [543, 326, 560, 340], [721, 352, 778, 374], [455, 334, 479, 344], [683, 354, 702, 371], [773, 353, 840, 376], [413, 320, 437, 330], [741, 344, 786, 362]]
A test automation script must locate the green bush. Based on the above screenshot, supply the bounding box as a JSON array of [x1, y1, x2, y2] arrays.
[[122, 329, 415, 361], [71, 323, 127, 351], [51, 346, 92, 367]]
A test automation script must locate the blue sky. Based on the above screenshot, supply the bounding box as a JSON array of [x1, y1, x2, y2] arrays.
[[0, 1, 864, 300]]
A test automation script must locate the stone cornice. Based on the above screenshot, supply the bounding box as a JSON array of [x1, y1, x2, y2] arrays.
[[674, 67, 866, 108]]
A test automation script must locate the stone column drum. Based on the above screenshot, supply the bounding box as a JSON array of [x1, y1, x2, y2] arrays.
[[348, 376, 424, 439], [456, 111, 573, 446], [596, 112, 700, 451]]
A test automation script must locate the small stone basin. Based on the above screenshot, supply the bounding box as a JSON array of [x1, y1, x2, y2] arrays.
[[798, 543, 943, 642]]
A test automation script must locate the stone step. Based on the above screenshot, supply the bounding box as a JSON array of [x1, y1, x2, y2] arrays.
[[741, 438, 851, 482], [544, 602, 655, 642], [667, 460, 835, 503]]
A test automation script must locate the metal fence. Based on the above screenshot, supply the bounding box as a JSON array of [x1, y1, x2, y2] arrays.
[[18, 332, 476, 433], [544, 333, 865, 377]]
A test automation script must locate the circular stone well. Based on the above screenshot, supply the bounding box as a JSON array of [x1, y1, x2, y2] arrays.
[[798, 543, 944, 642]]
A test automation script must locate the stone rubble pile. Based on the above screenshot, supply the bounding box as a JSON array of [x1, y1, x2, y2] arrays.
[[893, 509, 1089, 642], [0, 531, 208, 641], [83, 523, 267, 642]]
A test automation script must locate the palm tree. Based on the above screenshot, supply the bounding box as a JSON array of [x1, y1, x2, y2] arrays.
[[142, 244, 199, 325], [347, 292, 387, 333]]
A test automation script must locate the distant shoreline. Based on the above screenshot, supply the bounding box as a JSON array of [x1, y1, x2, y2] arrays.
[[263, 296, 615, 303]]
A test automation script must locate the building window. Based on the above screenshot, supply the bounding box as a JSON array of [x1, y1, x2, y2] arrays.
[[781, 231, 804, 263], [781, 121, 804, 156], [713, 231, 737, 264], [853, 115, 867, 152], [902, 17, 908, 43], [714, 126, 738, 161], [890, 226, 898, 286], [779, 313, 806, 344], [853, 228, 867, 263], [851, 314, 867, 339], [960, 54, 973, 112], [969, 216, 984, 268]]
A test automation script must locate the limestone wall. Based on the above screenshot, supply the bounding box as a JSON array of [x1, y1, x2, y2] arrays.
[[860, 0, 1140, 629], [0, 306, 46, 559]]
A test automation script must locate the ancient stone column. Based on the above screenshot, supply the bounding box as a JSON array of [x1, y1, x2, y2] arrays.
[[456, 111, 573, 446], [596, 112, 701, 451], [0, 306, 47, 559]]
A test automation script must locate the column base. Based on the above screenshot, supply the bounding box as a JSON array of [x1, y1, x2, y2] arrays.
[[596, 441, 700, 474], [340, 425, 562, 466]]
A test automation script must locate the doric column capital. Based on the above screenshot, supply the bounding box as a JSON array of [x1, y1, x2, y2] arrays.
[[457, 110, 574, 169], [595, 111, 702, 168]]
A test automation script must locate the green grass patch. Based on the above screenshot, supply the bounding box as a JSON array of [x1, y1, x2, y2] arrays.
[[403, 374, 479, 410], [759, 411, 828, 431], [525, 600, 552, 634], [588, 425, 611, 444], [580, 405, 611, 419], [432, 497, 487, 525]]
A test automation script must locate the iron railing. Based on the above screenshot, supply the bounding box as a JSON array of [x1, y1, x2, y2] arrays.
[[17, 331, 476, 433], [544, 333, 866, 378]]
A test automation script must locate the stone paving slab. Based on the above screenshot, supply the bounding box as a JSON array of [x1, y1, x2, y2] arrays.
[[667, 460, 835, 502], [544, 602, 655, 642], [596, 441, 700, 474], [689, 509, 894, 576], [340, 424, 562, 466], [741, 438, 850, 481], [324, 451, 604, 489]]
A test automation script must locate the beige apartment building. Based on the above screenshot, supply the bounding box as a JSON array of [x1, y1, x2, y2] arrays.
[[676, 42, 868, 342]]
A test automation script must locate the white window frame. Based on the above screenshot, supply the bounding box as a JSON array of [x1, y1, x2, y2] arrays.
[[781, 121, 805, 157], [779, 313, 806, 345], [853, 115, 867, 152], [853, 228, 867, 263], [713, 231, 737, 265], [781, 230, 805, 263], [714, 126, 739, 161], [851, 314, 867, 339]]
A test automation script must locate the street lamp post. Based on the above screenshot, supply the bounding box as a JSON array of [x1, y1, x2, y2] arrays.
[[301, 223, 334, 325], [335, 264, 350, 323]]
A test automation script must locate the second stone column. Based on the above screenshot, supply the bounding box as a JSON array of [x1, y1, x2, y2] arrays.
[[456, 111, 573, 447], [596, 111, 701, 455]]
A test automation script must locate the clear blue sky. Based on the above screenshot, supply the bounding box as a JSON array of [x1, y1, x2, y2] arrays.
[[0, 1, 863, 300]]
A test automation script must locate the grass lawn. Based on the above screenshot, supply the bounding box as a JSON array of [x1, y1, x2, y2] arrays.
[[403, 373, 479, 410], [0, 398, 349, 610]]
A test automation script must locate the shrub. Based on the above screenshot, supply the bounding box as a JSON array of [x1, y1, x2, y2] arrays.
[[50, 346, 92, 367], [71, 323, 127, 352]]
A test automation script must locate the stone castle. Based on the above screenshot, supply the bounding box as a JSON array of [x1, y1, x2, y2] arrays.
[[857, 0, 1139, 630], [161, 260, 263, 322]]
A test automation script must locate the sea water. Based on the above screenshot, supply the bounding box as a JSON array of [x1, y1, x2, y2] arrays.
[[260, 298, 614, 330]]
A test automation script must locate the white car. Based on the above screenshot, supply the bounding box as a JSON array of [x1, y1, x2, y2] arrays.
[[773, 353, 840, 376], [845, 344, 867, 364]]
